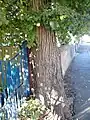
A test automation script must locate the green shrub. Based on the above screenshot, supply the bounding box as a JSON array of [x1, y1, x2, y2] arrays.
[[18, 98, 46, 120]]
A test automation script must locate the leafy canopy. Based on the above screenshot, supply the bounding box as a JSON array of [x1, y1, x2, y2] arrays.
[[0, 0, 90, 46]]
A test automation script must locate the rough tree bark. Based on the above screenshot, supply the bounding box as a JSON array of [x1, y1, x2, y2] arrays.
[[30, 1, 72, 119], [30, 26, 71, 120]]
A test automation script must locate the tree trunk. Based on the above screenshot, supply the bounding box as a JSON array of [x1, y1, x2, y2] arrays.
[[30, 0, 72, 119], [32, 26, 71, 119]]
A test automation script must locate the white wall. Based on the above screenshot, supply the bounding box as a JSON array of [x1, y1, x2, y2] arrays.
[[60, 44, 76, 77]]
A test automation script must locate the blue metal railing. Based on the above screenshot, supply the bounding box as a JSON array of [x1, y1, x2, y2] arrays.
[[0, 83, 26, 119], [0, 46, 31, 119]]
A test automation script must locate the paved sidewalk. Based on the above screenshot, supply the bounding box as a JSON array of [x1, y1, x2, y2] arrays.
[[64, 43, 90, 120]]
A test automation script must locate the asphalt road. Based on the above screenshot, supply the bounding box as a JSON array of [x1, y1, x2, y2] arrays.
[[64, 42, 90, 120]]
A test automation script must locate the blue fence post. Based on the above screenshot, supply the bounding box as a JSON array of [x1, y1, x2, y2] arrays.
[[19, 51, 24, 106], [22, 42, 30, 97]]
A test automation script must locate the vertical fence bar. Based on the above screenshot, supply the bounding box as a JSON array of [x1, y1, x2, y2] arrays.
[[19, 51, 24, 106], [6, 61, 12, 96]]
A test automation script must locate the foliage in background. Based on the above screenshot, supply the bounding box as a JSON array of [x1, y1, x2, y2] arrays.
[[18, 98, 46, 120], [0, 0, 90, 46]]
